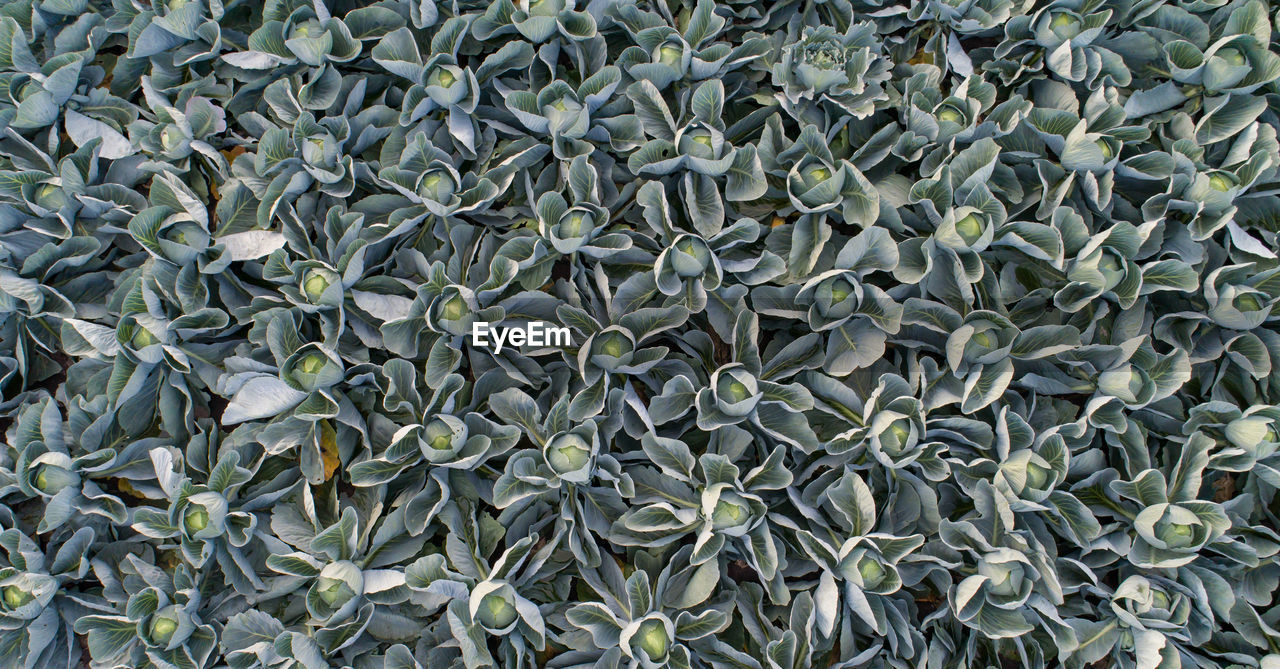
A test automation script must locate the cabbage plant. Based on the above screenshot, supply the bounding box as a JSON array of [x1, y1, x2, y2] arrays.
[[1, 0, 1280, 668]]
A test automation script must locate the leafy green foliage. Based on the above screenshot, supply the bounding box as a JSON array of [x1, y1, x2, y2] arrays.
[[0, 0, 1278, 666]]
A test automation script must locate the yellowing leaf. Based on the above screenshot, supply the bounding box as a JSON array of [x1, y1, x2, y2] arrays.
[[319, 420, 340, 482]]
